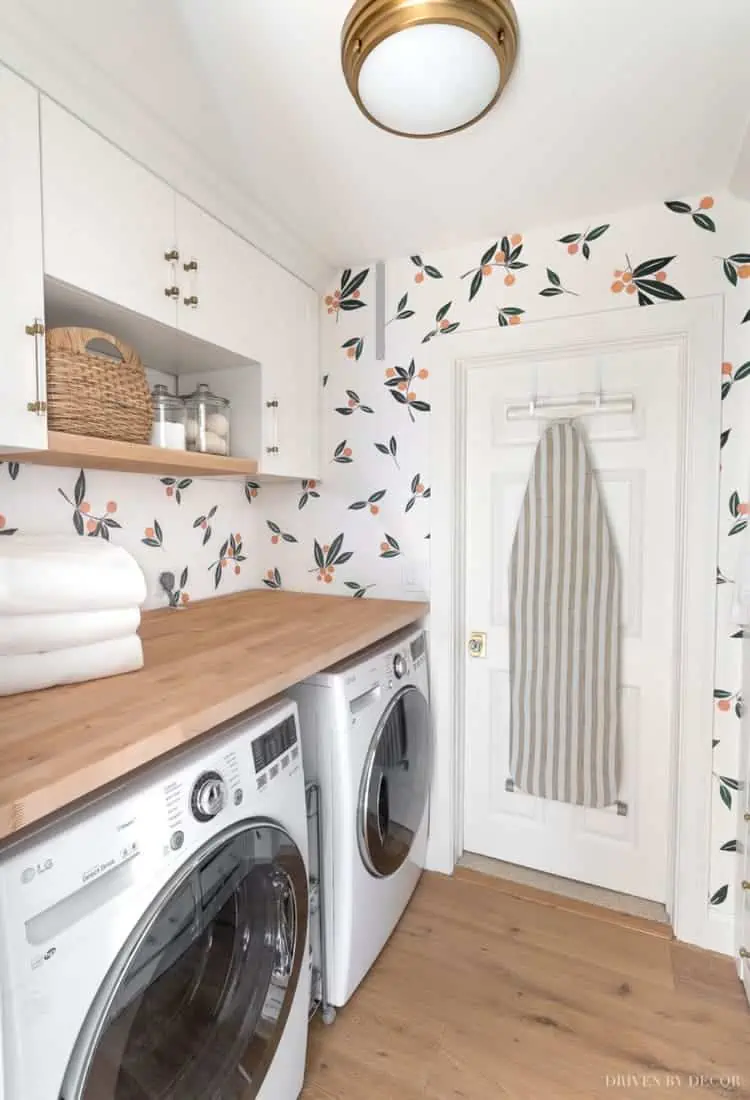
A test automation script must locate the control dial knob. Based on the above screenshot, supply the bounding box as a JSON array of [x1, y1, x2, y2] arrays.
[[191, 771, 227, 822], [393, 653, 407, 680]]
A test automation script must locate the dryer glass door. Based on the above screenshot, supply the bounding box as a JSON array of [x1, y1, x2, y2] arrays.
[[63, 821, 307, 1100], [359, 685, 432, 878]]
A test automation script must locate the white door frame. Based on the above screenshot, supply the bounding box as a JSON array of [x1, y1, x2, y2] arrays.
[[425, 297, 725, 953]]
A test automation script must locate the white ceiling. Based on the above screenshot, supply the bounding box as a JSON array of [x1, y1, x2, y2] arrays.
[[8, 0, 750, 268]]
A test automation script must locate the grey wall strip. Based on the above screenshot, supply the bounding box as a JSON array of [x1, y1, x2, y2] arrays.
[[375, 260, 386, 361]]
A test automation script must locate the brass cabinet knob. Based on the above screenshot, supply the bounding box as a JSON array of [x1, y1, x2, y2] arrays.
[[164, 286, 180, 299], [164, 249, 179, 262], [183, 259, 198, 272], [183, 295, 199, 307]]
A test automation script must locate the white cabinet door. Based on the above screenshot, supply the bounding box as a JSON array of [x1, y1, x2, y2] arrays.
[[0, 66, 46, 450], [175, 196, 266, 358], [41, 100, 177, 326], [260, 268, 320, 478]]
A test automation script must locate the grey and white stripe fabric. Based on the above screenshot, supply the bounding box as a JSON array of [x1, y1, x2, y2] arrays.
[[508, 419, 620, 807]]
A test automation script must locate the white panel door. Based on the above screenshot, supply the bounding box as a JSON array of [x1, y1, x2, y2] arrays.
[[41, 100, 177, 326], [463, 340, 682, 903], [259, 265, 320, 479], [0, 65, 46, 450], [175, 196, 267, 358]]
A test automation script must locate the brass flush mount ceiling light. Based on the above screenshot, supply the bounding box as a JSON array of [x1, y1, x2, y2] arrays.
[[342, 0, 519, 138]]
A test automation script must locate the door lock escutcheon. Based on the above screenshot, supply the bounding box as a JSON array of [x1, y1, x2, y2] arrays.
[[468, 632, 487, 658]]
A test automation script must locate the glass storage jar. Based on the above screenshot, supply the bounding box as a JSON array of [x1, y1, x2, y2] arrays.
[[182, 383, 231, 456], [150, 384, 186, 450]]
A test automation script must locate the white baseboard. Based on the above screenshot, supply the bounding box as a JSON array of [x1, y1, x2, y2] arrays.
[[701, 908, 735, 956]]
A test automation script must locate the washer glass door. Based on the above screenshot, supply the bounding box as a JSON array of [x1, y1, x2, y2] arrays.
[[62, 821, 307, 1100], [359, 685, 432, 877]]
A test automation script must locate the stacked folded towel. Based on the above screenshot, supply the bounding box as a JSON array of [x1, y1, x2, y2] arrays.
[[0, 535, 147, 695]]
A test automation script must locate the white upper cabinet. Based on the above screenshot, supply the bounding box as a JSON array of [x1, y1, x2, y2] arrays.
[[174, 196, 265, 359], [0, 66, 46, 450], [260, 266, 320, 478], [41, 99, 178, 327], [34, 99, 320, 476]]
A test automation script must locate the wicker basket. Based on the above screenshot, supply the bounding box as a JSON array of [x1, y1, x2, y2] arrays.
[[46, 327, 153, 444]]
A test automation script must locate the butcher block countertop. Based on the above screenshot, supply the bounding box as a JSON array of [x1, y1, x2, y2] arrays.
[[0, 590, 428, 842]]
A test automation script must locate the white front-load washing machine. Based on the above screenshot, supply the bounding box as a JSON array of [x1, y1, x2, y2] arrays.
[[0, 696, 309, 1100], [289, 623, 431, 1008]]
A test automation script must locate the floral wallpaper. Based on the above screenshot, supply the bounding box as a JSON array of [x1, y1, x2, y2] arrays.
[[2, 190, 749, 926], [0, 463, 261, 608], [261, 191, 750, 921]]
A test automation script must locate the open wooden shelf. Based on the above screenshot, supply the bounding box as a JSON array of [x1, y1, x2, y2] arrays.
[[3, 432, 259, 478]]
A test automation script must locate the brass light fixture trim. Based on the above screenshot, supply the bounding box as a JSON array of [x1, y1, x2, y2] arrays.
[[341, 0, 519, 138]]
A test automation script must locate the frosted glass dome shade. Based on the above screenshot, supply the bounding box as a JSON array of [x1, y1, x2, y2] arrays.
[[357, 23, 502, 137]]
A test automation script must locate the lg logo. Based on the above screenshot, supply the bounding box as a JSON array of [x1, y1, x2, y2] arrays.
[[20, 858, 53, 884]]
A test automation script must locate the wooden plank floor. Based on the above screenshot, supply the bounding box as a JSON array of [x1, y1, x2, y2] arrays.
[[303, 870, 749, 1099]]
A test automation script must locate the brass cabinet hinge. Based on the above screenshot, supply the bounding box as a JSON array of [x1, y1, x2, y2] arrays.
[[25, 321, 45, 336]]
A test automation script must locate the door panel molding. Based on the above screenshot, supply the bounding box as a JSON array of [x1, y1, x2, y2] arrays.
[[426, 298, 725, 953]]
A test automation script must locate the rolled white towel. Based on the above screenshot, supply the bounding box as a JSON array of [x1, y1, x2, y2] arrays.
[[0, 634, 144, 696], [0, 608, 141, 655], [0, 536, 146, 615]]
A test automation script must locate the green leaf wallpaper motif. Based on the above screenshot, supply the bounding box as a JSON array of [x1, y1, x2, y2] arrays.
[[558, 224, 610, 260], [665, 196, 717, 233]]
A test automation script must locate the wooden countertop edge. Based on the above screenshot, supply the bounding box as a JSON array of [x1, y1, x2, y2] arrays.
[[0, 596, 428, 841]]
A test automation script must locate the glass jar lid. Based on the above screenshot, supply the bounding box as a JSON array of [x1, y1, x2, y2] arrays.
[[181, 382, 230, 408], [151, 384, 184, 412]]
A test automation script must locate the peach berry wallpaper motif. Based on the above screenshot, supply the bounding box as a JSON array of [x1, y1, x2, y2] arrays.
[[260, 193, 750, 922]]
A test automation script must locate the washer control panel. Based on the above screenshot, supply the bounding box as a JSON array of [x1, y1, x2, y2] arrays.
[[190, 770, 227, 822], [252, 714, 297, 775]]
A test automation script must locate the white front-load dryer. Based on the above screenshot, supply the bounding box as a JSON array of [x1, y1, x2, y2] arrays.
[[289, 623, 431, 1008], [0, 696, 310, 1100]]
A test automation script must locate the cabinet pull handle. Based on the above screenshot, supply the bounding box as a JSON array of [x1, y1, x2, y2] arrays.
[[740, 947, 750, 959], [164, 286, 180, 299], [25, 319, 47, 416], [183, 259, 198, 272], [183, 295, 199, 307], [164, 249, 180, 262], [265, 396, 280, 457]]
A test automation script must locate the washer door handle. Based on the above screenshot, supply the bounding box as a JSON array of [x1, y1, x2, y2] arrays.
[[376, 771, 390, 845]]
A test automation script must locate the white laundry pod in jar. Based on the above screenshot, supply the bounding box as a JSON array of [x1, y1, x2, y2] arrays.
[[180, 384, 232, 455]]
